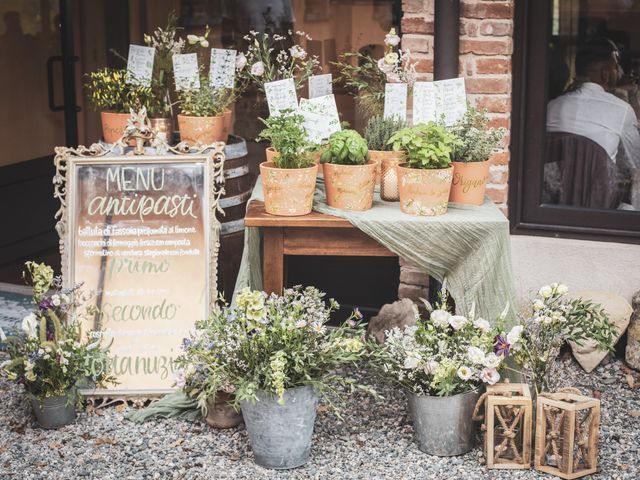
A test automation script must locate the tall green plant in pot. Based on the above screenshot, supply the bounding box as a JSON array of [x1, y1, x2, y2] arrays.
[[371, 288, 519, 456], [1, 262, 116, 429], [363, 115, 406, 187], [257, 112, 318, 216], [448, 107, 506, 205], [177, 80, 229, 145], [321, 129, 376, 211], [388, 122, 461, 216]]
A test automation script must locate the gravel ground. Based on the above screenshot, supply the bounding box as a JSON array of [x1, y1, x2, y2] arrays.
[[0, 356, 638, 480]]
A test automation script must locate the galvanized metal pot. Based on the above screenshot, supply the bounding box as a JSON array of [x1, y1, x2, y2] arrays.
[[241, 385, 318, 469], [30, 393, 76, 429], [408, 389, 479, 456]]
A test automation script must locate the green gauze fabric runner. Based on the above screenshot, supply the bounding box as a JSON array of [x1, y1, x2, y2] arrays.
[[125, 391, 202, 423], [234, 178, 518, 326]]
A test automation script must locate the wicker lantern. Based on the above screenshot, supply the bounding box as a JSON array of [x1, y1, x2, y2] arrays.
[[479, 383, 533, 469], [534, 389, 600, 479]]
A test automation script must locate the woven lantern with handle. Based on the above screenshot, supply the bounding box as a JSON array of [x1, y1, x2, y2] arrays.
[[473, 382, 533, 469], [534, 387, 600, 479]]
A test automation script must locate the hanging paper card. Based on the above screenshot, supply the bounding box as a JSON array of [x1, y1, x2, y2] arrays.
[[434, 77, 467, 126], [264, 78, 298, 115], [126, 45, 155, 87], [209, 48, 237, 89], [413, 81, 436, 125], [299, 94, 341, 143], [383, 83, 407, 121], [308, 74, 332, 99], [172, 53, 200, 91]]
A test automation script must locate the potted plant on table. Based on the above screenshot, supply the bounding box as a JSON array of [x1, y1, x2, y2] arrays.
[[177, 80, 228, 145], [363, 115, 406, 185], [1, 262, 115, 429], [388, 122, 462, 216], [448, 107, 506, 205], [372, 290, 520, 456], [256, 111, 318, 216], [321, 129, 376, 211]]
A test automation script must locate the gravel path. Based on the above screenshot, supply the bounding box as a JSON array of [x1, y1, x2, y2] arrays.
[[0, 356, 638, 480]]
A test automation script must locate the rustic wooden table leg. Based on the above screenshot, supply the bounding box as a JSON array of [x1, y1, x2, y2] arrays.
[[262, 227, 284, 295]]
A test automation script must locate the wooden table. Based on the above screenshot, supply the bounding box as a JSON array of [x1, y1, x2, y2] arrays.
[[244, 200, 396, 295]]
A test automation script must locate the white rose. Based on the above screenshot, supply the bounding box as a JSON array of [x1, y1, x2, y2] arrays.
[[543, 316, 553, 325], [250, 61, 264, 76], [403, 352, 422, 370], [51, 295, 61, 307], [556, 284, 569, 295], [467, 346, 485, 365], [448, 315, 468, 331], [424, 360, 439, 375], [21, 313, 39, 339], [473, 318, 491, 333], [483, 352, 501, 369], [235, 52, 247, 71], [384, 52, 399, 65], [533, 299, 545, 311], [430, 309, 451, 328], [457, 366, 473, 381], [538, 285, 553, 298], [384, 31, 401, 47], [507, 325, 524, 345], [480, 368, 500, 385]]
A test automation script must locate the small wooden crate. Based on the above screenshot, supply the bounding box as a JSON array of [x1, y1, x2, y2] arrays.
[[484, 383, 533, 469], [534, 391, 600, 479]]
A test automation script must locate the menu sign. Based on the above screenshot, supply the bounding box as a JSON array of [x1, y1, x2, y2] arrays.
[[67, 157, 212, 392]]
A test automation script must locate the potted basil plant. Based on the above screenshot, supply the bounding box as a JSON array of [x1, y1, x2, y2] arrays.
[[388, 122, 462, 216], [321, 129, 376, 211]]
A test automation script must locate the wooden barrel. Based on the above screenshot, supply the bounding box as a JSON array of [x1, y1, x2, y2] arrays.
[[217, 135, 252, 302]]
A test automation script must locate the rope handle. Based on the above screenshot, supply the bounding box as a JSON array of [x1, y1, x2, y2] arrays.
[[539, 386, 582, 398], [472, 392, 489, 422]]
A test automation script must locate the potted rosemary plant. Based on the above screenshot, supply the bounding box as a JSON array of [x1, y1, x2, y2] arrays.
[[177, 80, 228, 145], [256, 111, 318, 216], [388, 122, 462, 216], [363, 115, 406, 184], [2, 262, 115, 429], [372, 289, 519, 456], [321, 129, 375, 211], [449, 107, 506, 205]]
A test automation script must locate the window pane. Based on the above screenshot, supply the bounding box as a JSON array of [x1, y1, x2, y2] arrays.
[[544, 0, 640, 212]]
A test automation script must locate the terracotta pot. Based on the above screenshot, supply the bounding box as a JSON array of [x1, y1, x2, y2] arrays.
[[205, 391, 243, 429], [100, 111, 130, 144], [323, 161, 376, 211], [178, 114, 225, 144], [368, 150, 405, 185], [260, 161, 318, 216], [398, 164, 453, 216], [222, 108, 233, 141], [449, 160, 490, 206], [149, 117, 174, 144], [266, 148, 323, 177]]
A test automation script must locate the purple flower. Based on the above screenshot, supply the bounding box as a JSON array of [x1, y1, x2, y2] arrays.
[[38, 298, 53, 311], [353, 308, 363, 320], [493, 334, 511, 358], [181, 338, 193, 351]]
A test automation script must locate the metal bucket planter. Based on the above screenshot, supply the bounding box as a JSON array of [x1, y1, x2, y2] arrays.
[[30, 393, 76, 429], [241, 385, 319, 469], [408, 389, 479, 456]]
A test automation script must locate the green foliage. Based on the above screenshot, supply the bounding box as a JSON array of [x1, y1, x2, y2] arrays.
[[332, 52, 387, 118], [84, 68, 156, 113], [388, 122, 462, 169], [450, 107, 506, 163], [2, 263, 116, 399], [256, 112, 315, 169], [177, 80, 228, 117], [512, 283, 617, 394], [175, 287, 373, 413], [363, 115, 406, 151], [320, 129, 369, 165]]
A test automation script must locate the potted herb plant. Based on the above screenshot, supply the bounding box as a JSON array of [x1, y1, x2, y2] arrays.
[[510, 283, 616, 396], [388, 122, 462, 216], [256, 111, 318, 216], [177, 80, 228, 145], [449, 107, 506, 205], [179, 286, 369, 469], [85, 67, 154, 144], [363, 115, 406, 184], [321, 129, 376, 211], [372, 289, 519, 456], [2, 262, 115, 429]]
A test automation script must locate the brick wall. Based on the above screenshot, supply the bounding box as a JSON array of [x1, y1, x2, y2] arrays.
[[398, 0, 514, 301], [401, 0, 514, 211]]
